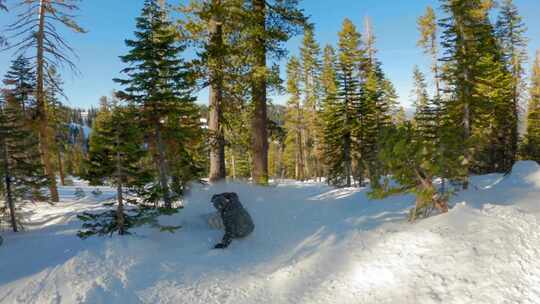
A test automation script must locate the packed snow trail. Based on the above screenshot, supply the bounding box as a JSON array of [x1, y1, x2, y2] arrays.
[[0, 162, 539, 303]]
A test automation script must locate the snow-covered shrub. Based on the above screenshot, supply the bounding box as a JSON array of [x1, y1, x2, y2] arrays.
[[77, 203, 182, 239]]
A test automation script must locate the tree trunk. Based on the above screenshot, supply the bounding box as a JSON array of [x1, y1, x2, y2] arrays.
[[155, 123, 172, 208], [510, 59, 520, 172], [208, 0, 226, 183], [296, 103, 305, 181], [57, 148, 65, 186], [250, 0, 269, 185], [231, 151, 237, 180], [344, 133, 352, 187], [115, 126, 125, 235], [37, 0, 59, 202], [2, 139, 18, 232], [295, 131, 305, 181], [302, 133, 311, 179], [116, 182, 125, 235], [459, 23, 471, 190]]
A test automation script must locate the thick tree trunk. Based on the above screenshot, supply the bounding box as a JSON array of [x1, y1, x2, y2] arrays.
[[2, 140, 18, 232], [57, 149, 65, 186], [37, 0, 59, 202], [208, 0, 226, 183], [116, 182, 125, 235], [250, 0, 269, 185], [155, 123, 172, 208]]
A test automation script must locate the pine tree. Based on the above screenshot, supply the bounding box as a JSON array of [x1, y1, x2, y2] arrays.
[[358, 67, 382, 187], [417, 6, 441, 97], [411, 66, 436, 144], [246, 0, 306, 185], [393, 107, 408, 126], [114, 0, 201, 208], [370, 122, 449, 221], [358, 19, 395, 188], [523, 51, 540, 162], [179, 0, 244, 183], [496, 0, 528, 171], [4, 0, 86, 202], [439, 0, 511, 182], [0, 93, 48, 232], [267, 104, 286, 179], [2, 56, 36, 116], [325, 19, 363, 187], [45, 67, 70, 186], [300, 27, 322, 179], [474, 51, 513, 173], [206, 0, 227, 183], [284, 56, 305, 180], [320, 45, 339, 182], [85, 104, 150, 235]]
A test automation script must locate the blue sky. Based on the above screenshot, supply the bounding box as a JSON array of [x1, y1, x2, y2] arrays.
[[1, 0, 539, 109]]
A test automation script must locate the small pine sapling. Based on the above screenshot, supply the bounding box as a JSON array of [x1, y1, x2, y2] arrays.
[[370, 123, 451, 221]]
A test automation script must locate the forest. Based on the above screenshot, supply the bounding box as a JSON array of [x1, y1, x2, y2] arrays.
[[1, 0, 540, 303]]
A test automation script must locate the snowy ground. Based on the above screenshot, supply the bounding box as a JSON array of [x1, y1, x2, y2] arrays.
[[1, 162, 540, 304]]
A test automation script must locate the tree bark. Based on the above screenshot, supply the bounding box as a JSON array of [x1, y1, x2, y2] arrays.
[[37, 0, 59, 202], [231, 151, 237, 180], [116, 182, 125, 235], [250, 0, 269, 185], [155, 123, 172, 208], [57, 148, 65, 186], [2, 138, 18, 232], [296, 104, 305, 181], [344, 132, 352, 187], [115, 126, 125, 235], [459, 22, 470, 190], [208, 0, 226, 183]]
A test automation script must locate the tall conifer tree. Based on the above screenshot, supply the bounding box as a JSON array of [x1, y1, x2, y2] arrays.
[[246, 0, 306, 185], [284, 56, 305, 180], [4, 0, 86, 202], [412, 66, 436, 144], [300, 27, 322, 179], [523, 51, 540, 162], [115, 0, 201, 208], [418, 6, 441, 97], [496, 0, 528, 171], [2, 56, 36, 116], [320, 45, 339, 183], [0, 93, 48, 232], [327, 19, 363, 187], [439, 0, 512, 180]]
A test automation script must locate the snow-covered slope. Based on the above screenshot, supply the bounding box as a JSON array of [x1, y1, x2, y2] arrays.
[[1, 162, 540, 304]]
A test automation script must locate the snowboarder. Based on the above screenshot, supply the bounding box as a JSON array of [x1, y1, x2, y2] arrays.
[[211, 192, 254, 249]]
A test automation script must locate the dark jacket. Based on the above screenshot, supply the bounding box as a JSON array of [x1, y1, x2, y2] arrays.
[[212, 192, 254, 248]]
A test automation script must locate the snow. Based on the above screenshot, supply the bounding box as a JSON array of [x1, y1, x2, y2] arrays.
[[1, 162, 540, 303]]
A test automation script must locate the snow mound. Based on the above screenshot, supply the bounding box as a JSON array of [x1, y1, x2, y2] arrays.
[[510, 160, 540, 188], [1, 169, 540, 303]]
